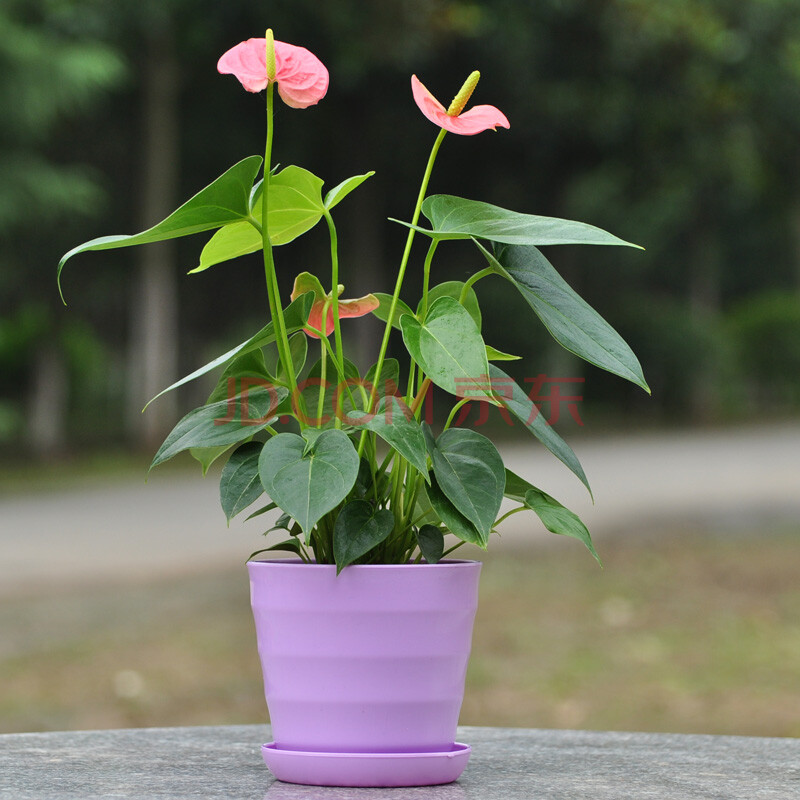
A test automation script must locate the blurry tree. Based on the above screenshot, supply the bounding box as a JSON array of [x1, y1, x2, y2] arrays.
[[5, 0, 800, 460], [0, 0, 125, 454]]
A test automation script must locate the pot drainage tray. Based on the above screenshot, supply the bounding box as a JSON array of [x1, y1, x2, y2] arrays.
[[261, 742, 471, 787]]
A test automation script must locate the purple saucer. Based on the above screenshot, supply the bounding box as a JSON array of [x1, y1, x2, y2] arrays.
[[261, 742, 471, 787]]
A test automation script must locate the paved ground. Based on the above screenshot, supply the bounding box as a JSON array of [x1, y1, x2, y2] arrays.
[[1, 422, 798, 596]]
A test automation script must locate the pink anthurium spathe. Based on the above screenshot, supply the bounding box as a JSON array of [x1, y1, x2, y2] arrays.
[[411, 72, 509, 135], [291, 272, 379, 339], [218, 36, 328, 108]]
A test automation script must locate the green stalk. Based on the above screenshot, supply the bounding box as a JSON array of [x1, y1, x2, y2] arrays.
[[261, 82, 304, 425], [459, 266, 493, 304], [322, 209, 346, 429], [419, 239, 439, 322], [358, 127, 448, 458]]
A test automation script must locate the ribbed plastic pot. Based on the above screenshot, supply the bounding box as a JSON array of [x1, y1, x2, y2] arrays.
[[248, 559, 481, 786]]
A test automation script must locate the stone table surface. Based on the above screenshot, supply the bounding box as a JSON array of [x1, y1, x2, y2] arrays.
[[1, 725, 799, 799]]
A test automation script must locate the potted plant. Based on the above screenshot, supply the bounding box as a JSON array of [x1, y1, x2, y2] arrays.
[[58, 30, 648, 788]]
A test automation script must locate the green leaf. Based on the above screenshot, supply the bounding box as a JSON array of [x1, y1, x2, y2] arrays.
[[264, 333, 307, 385], [416, 524, 445, 564], [151, 386, 286, 469], [191, 165, 326, 273], [220, 442, 265, 522], [248, 539, 305, 560], [398, 194, 643, 248], [206, 349, 274, 404], [424, 474, 485, 548], [333, 500, 395, 572], [486, 344, 521, 361], [324, 171, 375, 209], [346, 395, 430, 477], [245, 501, 278, 521], [489, 364, 591, 495], [504, 469, 600, 564], [258, 429, 359, 539], [144, 292, 313, 409], [371, 293, 414, 331], [365, 358, 400, 398], [400, 296, 492, 400], [431, 428, 505, 540], [420, 281, 481, 328], [477, 241, 649, 393], [190, 444, 236, 475], [58, 156, 262, 297]]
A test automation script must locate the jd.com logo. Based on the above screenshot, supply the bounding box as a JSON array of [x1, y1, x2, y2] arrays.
[[214, 374, 585, 428]]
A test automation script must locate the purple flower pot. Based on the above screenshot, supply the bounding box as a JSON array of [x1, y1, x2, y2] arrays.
[[248, 559, 481, 787]]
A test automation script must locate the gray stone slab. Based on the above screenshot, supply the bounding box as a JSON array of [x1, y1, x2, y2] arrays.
[[1, 725, 799, 799]]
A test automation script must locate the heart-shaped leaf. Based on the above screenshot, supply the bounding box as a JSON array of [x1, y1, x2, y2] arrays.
[[346, 395, 429, 477], [476, 241, 649, 393], [415, 524, 445, 564], [419, 280, 481, 328], [423, 474, 485, 547], [192, 165, 326, 272], [504, 469, 600, 564], [371, 293, 414, 331], [400, 296, 492, 400], [220, 442, 265, 522], [151, 385, 286, 469], [258, 429, 359, 538], [333, 500, 395, 572], [432, 428, 505, 539], [59, 156, 263, 297]]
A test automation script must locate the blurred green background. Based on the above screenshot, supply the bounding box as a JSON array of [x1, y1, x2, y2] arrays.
[[3, 0, 800, 458], [1, 0, 800, 739]]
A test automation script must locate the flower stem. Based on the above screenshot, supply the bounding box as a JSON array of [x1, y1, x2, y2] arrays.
[[358, 127, 447, 457], [261, 82, 304, 425], [459, 266, 493, 303], [323, 209, 346, 429]]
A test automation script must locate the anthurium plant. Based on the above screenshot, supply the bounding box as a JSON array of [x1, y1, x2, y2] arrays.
[[59, 32, 648, 571]]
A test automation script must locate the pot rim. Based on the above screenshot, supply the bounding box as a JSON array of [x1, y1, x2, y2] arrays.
[[247, 558, 481, 570]]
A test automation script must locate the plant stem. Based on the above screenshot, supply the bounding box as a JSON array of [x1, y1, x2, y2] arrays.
[[358, 127, 447, 458], [261, 82, 304, 426], [419, 239, 439, 321], [443, 398, 470, 431], [459, 266, 494, 304]]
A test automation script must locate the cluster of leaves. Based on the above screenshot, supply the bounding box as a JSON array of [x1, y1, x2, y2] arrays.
[[60, 146, 647, 569]]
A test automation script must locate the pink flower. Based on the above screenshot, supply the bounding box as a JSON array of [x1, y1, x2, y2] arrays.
[[411, 73, 509, 135], [291, 272, 379, 339], [218, 37, 328, 109]]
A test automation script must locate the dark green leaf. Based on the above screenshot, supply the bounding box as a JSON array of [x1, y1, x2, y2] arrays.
[[219, 442, 264, 522], [432, 428, 505, 539], [365, 358, 400, 398], [504, 469, 600, 564], [371, 293, 414, 330], [423, 474, 485, 548], [333, 500, 395, 572], [489, 364, 591, 495], [58, 156, 262, 297], [420, 280, 481, 328], [206, 349, 274, 404], [476, 241, 649, 393], [400, 296, 492, 400], [263, 332, 307, 385], [416, 524, 445, 564], [401, 194, 643, 247], [258, 429, 359, 539], [190, 444, 236, 475], [245, 502, 278, 521], [346, 395, 430, 477], [248, 539, 305, 560], [150, 386, 286, 469]]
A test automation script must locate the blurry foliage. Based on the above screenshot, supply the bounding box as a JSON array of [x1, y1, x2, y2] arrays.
[[2, 0, 800, 454], [726, 290, 800, 410]]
